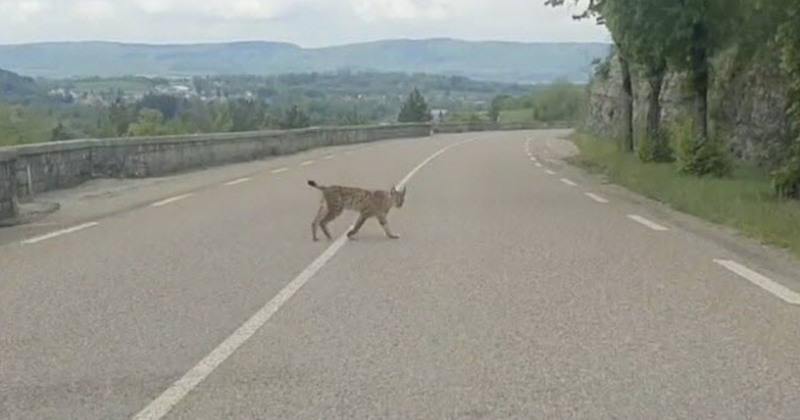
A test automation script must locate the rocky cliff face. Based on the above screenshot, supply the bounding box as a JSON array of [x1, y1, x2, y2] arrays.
[[583, 46, 790, 164]]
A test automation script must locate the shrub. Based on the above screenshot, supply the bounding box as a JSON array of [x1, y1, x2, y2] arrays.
[[772, 156, 800, 199], [636, 126, 673, 163], [670, 117, 731, 177]]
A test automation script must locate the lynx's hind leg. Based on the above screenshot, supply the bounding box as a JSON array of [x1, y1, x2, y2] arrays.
[[318, 203, 343, 240], [311, 199, 327, 241]]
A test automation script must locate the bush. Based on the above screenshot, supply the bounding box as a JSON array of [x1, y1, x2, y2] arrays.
[[771, 156, 800, 199], [671, 117, 731, 177], [636, 126, 673, 163]]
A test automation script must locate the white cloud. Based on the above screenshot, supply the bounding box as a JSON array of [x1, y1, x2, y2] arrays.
[[0, 0, 610, 46], [0, 0, 49, 22], [71, 0, 115, 21], [132, 0, 303, 20], [133, 0, 173, 14], [350, 0, 461, 22]]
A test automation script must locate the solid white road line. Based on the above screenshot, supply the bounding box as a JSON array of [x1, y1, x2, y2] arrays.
[[130, 137, 478, 420], [585, 192, 609, 203], [627, 214, 668, 231], [560, 178, 577, 187], [300, 160, 314, 166], [224, 177, 251, 186], [151, 194, 192, 207], [544, 169, 556, 175], [271, 167, 288, 174], [21, 222, 99, 245], [714, 259, 800, 305]]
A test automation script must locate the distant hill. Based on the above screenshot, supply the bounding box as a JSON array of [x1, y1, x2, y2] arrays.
[[0, 67, 42, 99], [0, 38, 610, 83]]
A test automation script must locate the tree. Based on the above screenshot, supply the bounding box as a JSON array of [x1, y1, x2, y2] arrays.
[[544, 0, 634, 152], [397, 88, 432, 123], [489, 94, 510, 123], [127, 108, 168, 136], [138, 93, 181, 120], [600, 0, 671, 160], [108, 96, 135, 136], [771, 0, 800, 198], [279, 104, 311, 129], [228, 98, 266, 132], [50, 121, 71, 141], [655, 0, 745, 143]]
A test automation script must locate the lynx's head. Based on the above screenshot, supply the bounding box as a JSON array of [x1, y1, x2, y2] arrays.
[[390, 185, 406, 208]]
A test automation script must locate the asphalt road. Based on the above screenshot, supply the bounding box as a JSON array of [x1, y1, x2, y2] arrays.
[[2, 130, 800, 419]]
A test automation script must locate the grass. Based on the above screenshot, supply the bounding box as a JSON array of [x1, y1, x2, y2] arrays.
[[568, 132, 800, 256], [498, 108, 534, 124]]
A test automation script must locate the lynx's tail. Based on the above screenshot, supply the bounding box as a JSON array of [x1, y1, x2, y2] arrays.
[[307, 180, 323, 189]]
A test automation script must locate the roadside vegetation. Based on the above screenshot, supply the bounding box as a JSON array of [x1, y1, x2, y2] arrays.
[[548, 0, 800, 254], [0, 70, 588, 146]]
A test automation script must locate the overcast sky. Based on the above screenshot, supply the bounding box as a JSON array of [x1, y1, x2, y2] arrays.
[[0, 0, 611, 46]]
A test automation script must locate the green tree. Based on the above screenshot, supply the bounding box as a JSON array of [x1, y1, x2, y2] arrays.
[[398, 88, 432, 123], [599, 0, 672, 161], [127, 108, 168, 136], [545, 0, 634, 152], [489, 94, 510, 123], [231, 99, 267, 132], [771, 0, 800, 198], [137, 93, 181, 120], [212, 106, 234, 132], [108, 97, 135, 136], [656, 0, 744, 143], [279, 104, 311, 129], [530, 81, 587, 123], [50, 121, 71, 141]]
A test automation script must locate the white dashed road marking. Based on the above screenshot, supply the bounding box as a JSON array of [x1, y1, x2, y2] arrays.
[[627, 214, 668, 231], [585, 192, 609, 203], [322, 155, 335, 160], [714, 259, 800, 305], [151, 194, 193, 207], [300, 160, 314, 166], [21, 222, 100, 245], [271, 167, 288, 174], [560, 178, 577, 187], [534, 163, 543, 168], [544, 170, 556, 175], [224, 177, 251, 186]]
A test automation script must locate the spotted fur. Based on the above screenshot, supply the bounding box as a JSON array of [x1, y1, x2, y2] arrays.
[[307, 179, 406, 241]]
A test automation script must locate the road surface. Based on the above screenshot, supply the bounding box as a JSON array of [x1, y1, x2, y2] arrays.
[[2, 130, 800, 419]]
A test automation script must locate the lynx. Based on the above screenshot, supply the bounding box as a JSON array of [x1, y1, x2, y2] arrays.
[[307, 179, 406, 241]]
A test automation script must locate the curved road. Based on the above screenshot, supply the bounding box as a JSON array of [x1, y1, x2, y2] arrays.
[[2, 130, 800, 419]]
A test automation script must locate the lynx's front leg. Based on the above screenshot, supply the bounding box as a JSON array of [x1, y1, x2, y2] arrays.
[[377, 214, 399, 239], [347, 213, 369, 239]]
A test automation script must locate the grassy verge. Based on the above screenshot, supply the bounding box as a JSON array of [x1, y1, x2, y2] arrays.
[[498, 108, 534, 123], [568, 132, 800, 256]]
